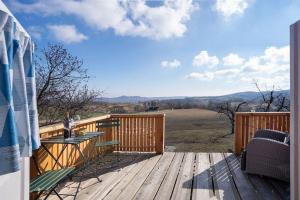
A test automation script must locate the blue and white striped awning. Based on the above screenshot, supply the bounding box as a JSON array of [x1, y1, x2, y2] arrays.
[[0, 1, 40, 175]]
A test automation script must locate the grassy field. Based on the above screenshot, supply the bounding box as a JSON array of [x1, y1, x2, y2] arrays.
[[162, 108, 233, 152]]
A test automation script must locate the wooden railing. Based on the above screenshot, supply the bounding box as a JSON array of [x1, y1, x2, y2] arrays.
[[234, 112, 290, 154], [31, 113, 165, 178], [31, 115, 111, 177], [111, 114, 165, 153]]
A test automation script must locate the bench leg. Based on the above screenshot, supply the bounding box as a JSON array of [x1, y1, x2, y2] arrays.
[[53, 189, 63, 200], [43, 186, 63, 200], [73, 179, 82, 200]]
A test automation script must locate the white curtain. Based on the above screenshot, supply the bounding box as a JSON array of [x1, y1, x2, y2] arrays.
[[0, 7, 40, 175]]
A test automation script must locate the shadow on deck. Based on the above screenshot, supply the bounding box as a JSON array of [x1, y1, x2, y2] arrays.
[[46, 152, 290, 200]]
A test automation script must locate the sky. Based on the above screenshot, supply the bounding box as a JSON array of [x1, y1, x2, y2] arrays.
[[3, 0, 300, 97]]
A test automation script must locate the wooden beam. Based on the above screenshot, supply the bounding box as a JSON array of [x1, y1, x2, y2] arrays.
[[290, 20, 300, 200]]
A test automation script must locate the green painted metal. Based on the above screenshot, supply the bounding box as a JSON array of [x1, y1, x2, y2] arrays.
[[41, 132, 103, 145], [96, 119, 120, 129], [30, 168, 75, 192], [95, 140, 120, 147]]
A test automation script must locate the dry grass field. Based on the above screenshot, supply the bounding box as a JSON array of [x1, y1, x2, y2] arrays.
[[162, 108, 233, 152]]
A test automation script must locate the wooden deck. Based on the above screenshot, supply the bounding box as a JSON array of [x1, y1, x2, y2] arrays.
[[47, 152, 290, 200]]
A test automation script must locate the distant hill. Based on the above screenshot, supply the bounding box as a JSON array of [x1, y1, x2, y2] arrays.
[[190, 90, 289, 102], [98, 95, 187, 104], [98, 90, 290, 104]]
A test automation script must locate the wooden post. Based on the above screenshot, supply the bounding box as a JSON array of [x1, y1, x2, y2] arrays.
[[234, 113, 242, 155], [290, 20, 300, 200], [156, 114, 165, 154]]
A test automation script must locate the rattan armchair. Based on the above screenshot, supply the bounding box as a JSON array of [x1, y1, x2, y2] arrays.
[[241, 129, 290, 182]]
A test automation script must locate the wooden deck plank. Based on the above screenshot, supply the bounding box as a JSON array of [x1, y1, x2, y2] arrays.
[[46, 152, 290, 200], [266, 178, 290, 200], [47, 154, 145, 200], [102, 155, 152, 200], [247, 175, 282, 200], [192, 153, 215, 200], [76, 154, 148, 200], [133, 152, 175, 200], [114, 154, 162, 200], [224, 153, 259, 200], [211, 153, 237, 200], [171, 152, 195, 200], [154, 152, 184, 200], [91, 155, 154, 200]]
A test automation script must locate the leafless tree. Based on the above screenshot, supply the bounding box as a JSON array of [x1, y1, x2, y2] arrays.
[[255, 82, 290, 112], [36, 44, 101, 125], [217, 101, 247, 134]]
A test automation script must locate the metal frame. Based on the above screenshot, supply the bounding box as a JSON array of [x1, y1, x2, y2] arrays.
[[32, 132, 103, 199]]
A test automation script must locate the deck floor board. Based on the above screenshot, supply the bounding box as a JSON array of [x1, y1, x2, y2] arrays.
[[46, 152, 289, 200], [133, 152, 175, 200], [171, 152, 195, 200]]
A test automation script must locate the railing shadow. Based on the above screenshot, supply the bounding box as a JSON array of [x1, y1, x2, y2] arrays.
[[182, 155, 236, 200], [52, 153, 154, 195], [183, 153, 290, 200]]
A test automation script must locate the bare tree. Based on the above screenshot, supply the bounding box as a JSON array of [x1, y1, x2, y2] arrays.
[[255, 82, 290, 112], [274, 93, 290, 111], [217, 101, 247, 134], [36, 44, 101, 125]]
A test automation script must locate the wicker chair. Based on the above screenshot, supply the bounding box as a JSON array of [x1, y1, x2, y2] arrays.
[[241, 129, 290, 182]]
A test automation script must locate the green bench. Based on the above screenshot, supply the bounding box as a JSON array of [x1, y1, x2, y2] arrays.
[[30, 168, 75, 200], [96, 139, 120, 147], [95, 119, 120, 148]]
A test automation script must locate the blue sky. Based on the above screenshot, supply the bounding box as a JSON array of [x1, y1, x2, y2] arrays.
[[4, 0, 300, 97]]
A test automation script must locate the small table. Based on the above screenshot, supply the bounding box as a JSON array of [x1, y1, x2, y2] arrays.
[[40, 132, 103, 170]]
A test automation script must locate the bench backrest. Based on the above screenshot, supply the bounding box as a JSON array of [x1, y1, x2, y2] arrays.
[[96, 119, 120, 131]]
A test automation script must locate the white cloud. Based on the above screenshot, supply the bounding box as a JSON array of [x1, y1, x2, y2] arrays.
[[193, 51, 219, 68], [222, 53, 244, 66], [27, 26, 43, 40], [263, 46, 289, 64], [242, 46, 289, 73], [186, 72, 214, 80], [240, 46, 290, 87], [215, 68, 240, 76], [186, 45, 290, 89], [12, 0, 198, 40], [214, 0, 250, 19], [161, 59, 181, 69], [47, 24, 88, 44]]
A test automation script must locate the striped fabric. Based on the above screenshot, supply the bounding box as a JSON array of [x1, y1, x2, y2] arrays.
[[0, 6, 40, 175]]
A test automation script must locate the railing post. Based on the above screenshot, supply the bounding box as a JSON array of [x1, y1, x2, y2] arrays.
[[156, 114, 165, 154], [290, 20, 300, 200], [234, 113, 242, 155]]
